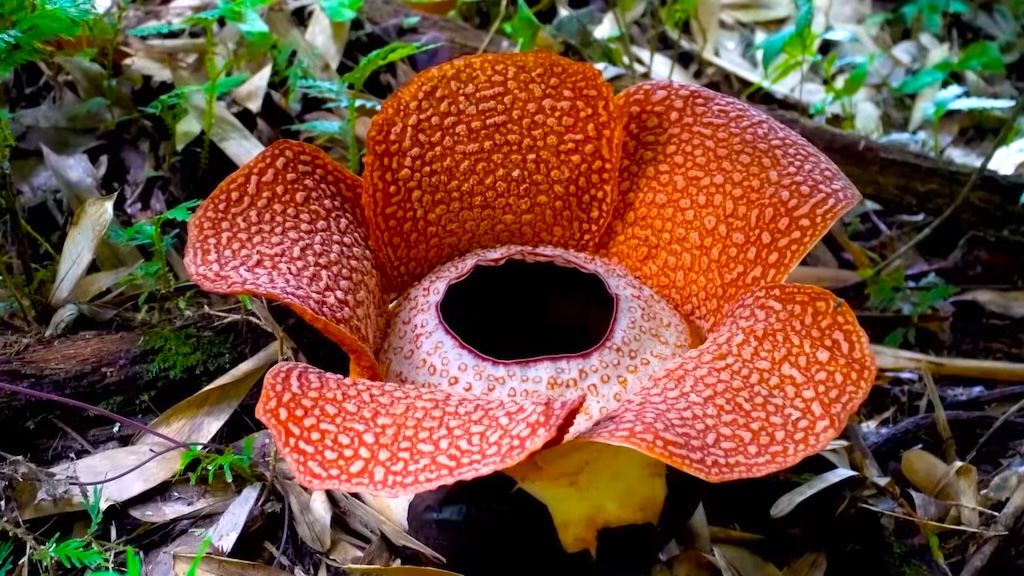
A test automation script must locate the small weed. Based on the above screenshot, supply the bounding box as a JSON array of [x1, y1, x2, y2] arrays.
[[865, 269, 957, 347], [178, 436, 255, 485], [108, 199, 200, 299]]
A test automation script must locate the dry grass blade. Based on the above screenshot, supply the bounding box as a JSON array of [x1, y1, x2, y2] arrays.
[[786, 266, 862, 289], [871, 345, 1024, 382], [342, 567, 465, 575], [769, 468, 860, 518], [48, 194, 117, 307]]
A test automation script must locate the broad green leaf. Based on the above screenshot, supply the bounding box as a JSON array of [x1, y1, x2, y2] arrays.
[[757, 26, 794, 71], [320, 0, 363, 22], [956, 40, 1005, 73], [896, 65, 948, 94], [502, 0, 541, 51]]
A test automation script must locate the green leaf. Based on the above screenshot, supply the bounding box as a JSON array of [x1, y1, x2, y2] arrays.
[[161, 199, 201, 223], [757, 26, 794, 71], [320, 0, 364, 22], [502, 0, 541, 51], [0, 541, 13, 576], [896, 65, 949, 94], [956, 40, 1005, 73], [836, 59, 869, 97], [340, 41, 439, 90], [289, 119, 348, 137]]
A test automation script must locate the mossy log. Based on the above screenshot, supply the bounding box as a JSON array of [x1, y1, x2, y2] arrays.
[[0, 323, 266, 460]]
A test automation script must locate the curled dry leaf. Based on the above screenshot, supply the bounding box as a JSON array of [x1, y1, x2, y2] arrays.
[[770, 468, 861, 518], [949, 289, 1024, 319], [901, 448, 981, 528], [48, 194, 116, 307]]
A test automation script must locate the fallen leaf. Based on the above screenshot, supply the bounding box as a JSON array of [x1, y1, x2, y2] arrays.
[[714, 544, 782, 576], [172, 554, 292, 576], [48, 194, 117, 307], [207, 482, 263, 554], [69, 263, 139, 303], [770, 468, 860, 518], [901, 448, 981, 527], [668, 550, 719, 576], [781, 551, 827, 576], [279, 480, 333, 552], [334, 491, 444, 563], [304, 2, 349, 70], [184, 96, 265, 166], [136, 341, 280, 445], [232, 63, 272, 113], [949, 289, 1024, 318]]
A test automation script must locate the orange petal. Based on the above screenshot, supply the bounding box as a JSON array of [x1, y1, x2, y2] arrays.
[[184, 140, 386, 380], [256, 362, 586, 495], [579, 284, 876, 482], [599, 82, 862, 333], [362, 51, 623, 295]]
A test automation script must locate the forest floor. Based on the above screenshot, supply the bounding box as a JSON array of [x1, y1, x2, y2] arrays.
[[2, 1, 1024, 576]]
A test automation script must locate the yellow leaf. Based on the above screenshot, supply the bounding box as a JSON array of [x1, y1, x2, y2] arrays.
[[504, 440, 666, 555]]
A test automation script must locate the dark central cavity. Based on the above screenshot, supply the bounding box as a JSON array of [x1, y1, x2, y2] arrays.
[[439, 259, 616, 362]]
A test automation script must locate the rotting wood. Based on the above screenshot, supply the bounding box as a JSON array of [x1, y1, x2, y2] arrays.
[[762, 108, 1024, 239]]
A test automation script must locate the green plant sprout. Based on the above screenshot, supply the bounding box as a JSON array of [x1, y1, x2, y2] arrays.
[[864, 268, 958, 347], [177, 436, 255, 486], [108, 199, 200, 299]]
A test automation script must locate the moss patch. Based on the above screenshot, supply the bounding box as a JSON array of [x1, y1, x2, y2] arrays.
[[141, 325, 234, 382]]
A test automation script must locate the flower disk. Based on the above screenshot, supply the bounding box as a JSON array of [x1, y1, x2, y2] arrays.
[[362, 51, 623, 295]]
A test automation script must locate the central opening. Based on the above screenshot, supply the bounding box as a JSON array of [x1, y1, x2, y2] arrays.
[[439, 258, 616, 362]]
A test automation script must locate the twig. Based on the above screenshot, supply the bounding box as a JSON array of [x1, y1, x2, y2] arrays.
[[869, 95, 1024, 277], [50, 418, 98, 454], [477, 0, 507, 55], [958, 480, 1024, 576], [965, 394, 1024, 464]]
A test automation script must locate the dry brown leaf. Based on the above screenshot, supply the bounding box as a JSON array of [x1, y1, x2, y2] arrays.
[[990, 137, 1024, 175], [232, 63, 272, 113], [207, 482, 263, 554], [721, 0, 792, 24], [781, 551, 827, 576], [770, 468, 860, 518], [15, 444, 187, 520], [714, 544, 782, 576], [137, 341, 279, 445], [148, 516, 219, 576], [693, 0, 721, 58], [304, 2, 349, 70], [982, 460, 1024, 502], [172, 554, 292, 576], [901, 449, 981, 527], [949, 289, 1024, 319], [336, 492, 443, 563], [69, 263, 139, 303], [17, 343, 279, 520], [127, 480, 238, 523], [183, 96, 265, 166], [279, 480, 332, 552], [48, 194, 116, 307]]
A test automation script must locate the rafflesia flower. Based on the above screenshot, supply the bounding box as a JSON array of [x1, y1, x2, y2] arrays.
[[184, 51, 876, 548]]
